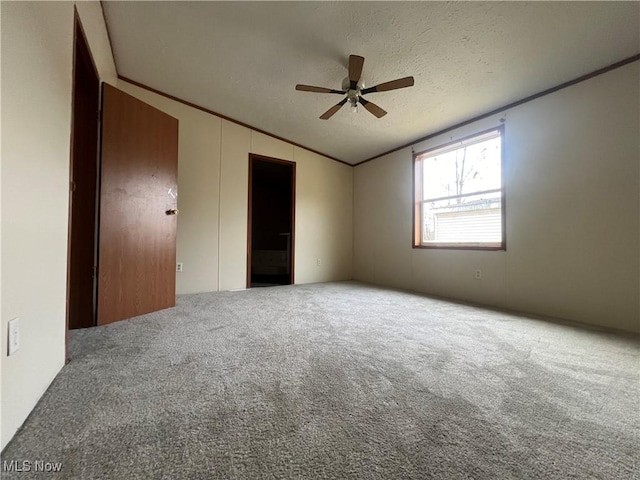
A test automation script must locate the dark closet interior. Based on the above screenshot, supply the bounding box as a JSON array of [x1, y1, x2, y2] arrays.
[[248, 157, 295, 287]]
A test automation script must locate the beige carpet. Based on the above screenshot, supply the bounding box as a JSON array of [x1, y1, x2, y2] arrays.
[[2, 281, 638, 479]]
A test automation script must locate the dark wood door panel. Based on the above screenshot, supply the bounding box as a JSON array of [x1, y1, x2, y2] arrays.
[[98, 84, 179, 325], [68, 15, 100, 330]]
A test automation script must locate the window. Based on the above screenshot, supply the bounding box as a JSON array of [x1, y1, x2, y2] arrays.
[[413, 126, 505, 250]]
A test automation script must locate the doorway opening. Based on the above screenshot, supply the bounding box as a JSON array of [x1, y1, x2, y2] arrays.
[[247, 155, 296, 288], [66, 10, 100, 330]]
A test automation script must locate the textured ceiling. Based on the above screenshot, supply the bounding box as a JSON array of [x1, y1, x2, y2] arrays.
[[102, 1, 639, 164]]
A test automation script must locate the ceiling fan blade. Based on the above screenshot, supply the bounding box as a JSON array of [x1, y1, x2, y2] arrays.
[[320, 98, 348, 120], [359, 97, 387, 118], [296, 84, 345, 94], [348, 55, 365, 88], [361, 76, 415, 95]]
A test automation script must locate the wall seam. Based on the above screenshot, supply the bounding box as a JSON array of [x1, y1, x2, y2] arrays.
[[351, 165, 355, 281], [217, 121, 223, 291]]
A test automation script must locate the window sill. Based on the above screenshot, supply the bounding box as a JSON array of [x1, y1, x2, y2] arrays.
[[413, 242, 505, 251]]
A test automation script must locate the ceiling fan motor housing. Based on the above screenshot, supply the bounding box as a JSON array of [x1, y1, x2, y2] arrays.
[[342, 77, 365, 99]]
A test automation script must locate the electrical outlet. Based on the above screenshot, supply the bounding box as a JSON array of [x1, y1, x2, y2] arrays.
[[8, 318, 20, 356], [316, 258, 321, 267], [475, 269, 482, 280], [176, 262, 183, 272]]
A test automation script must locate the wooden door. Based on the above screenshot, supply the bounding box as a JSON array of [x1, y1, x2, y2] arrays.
[[67, 14, 100, 329], [97, 84, 179, 325]]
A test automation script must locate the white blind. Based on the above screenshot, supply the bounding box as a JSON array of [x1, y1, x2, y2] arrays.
[[434, 208, 502, 242]]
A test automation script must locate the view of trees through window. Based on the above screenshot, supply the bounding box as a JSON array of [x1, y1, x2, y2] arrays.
[[416, 128, 503, 247]]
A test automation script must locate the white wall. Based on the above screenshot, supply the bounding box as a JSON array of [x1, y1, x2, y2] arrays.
[[0, 0, 5, 451], [1, 1, 116, 450], [354, 62, 640, 333], [294, 147, 353, 284], [74, 0, 117, 85], [117, 81, 353, 293]]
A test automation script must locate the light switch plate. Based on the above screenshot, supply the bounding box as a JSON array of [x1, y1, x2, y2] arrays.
[[8, 318, 20, 356]]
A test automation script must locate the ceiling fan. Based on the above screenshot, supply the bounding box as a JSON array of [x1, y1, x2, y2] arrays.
[[295, 54, 414, 120]]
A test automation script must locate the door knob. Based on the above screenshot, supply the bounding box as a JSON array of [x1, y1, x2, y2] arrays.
[[166, 209, 179, 216]]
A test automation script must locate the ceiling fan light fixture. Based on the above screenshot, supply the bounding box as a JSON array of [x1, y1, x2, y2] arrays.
[[349, 97, 358, 113]]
